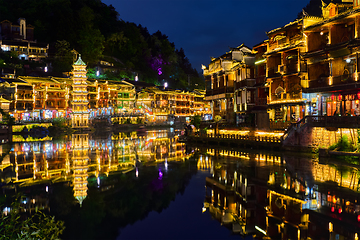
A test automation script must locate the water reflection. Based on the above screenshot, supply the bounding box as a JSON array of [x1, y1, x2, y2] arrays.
[[0, 129, 194, 239], [2, 129, 187, 188], [199, 148, 360, 240], [3, 130, 360, 239]]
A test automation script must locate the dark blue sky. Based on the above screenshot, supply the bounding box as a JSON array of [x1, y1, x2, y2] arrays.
[[102, 0, 310, 72]]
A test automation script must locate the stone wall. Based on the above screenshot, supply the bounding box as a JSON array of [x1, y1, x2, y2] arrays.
[[283, 125, 359, 149], [311, 127, 358, 149]]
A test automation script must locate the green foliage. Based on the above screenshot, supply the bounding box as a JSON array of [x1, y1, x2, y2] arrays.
[[190, 115, 201, 129], [124, 118, 132, 124], [52, 117, 67, 128], [329, 135, 354, 152], [0, 195, 65, 239], [214, 115, 222, 122], [48, 118, 72, 137], [136, 117, 143, 124], [0, 108, 14, 125]]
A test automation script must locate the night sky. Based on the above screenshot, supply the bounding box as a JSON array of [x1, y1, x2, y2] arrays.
[[102, 0, 310, 72]]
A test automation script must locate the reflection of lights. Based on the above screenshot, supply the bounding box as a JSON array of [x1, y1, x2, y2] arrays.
[[255, 226, 266, 235], [3, 207, 9, 216], [46, 186, 48, 192], [158, 170, 163, 180], [165, 160, 168, 171], [97, 177, 100, 186], [136, 168, 139, 178]]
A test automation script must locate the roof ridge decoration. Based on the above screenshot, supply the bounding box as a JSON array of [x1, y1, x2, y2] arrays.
[[74, 54, 86, 66], [305, 7, 360, 31], [267, 19, 303, 35]]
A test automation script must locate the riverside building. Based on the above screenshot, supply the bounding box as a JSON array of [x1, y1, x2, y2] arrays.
[[202, 0, 360, 130], [0, 74, 210, 124]]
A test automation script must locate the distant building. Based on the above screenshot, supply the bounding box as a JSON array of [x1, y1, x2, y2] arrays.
[[0, 18, 48, 62]]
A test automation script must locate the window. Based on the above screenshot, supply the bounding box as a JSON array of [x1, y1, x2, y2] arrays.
[[355, 0, 360, 7]]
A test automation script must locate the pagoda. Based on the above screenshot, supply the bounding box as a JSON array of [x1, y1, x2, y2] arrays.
[[71, 54, 89, 129]]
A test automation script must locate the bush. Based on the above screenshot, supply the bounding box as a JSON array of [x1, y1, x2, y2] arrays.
[[0, 195, 65, 239], [329, 135, 354, 152]]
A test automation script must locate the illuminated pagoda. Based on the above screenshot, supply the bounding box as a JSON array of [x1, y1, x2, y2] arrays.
[[71, 54, 90, 129], [72, 133, 89, 206]]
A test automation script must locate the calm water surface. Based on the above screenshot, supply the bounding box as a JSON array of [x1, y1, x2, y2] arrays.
[[1, 128, 359, 239]]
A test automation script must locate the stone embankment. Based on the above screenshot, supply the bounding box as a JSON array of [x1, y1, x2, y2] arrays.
[[188, 132, 283, 151]]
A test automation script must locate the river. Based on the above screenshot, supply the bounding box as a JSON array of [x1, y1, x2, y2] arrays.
[[0, 128, 359, 239]]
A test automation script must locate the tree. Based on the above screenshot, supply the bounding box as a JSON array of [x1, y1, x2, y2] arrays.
[[0, 0, 201, 85], [53, 40, 73, 73], [0, 195, 65, 239], [214, 115, 222, 135], [77, 6, 105, 65], [190, 114, 201, 129]]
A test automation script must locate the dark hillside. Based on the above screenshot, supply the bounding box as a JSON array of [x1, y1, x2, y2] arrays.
[[0, 0, 204, 90]]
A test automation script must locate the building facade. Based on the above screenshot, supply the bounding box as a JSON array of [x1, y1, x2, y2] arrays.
[[203, 45, 255, 124], [0, 18, 48, 61]]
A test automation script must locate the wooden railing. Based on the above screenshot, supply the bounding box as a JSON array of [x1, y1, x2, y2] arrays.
[[197, 133, 282, 143]]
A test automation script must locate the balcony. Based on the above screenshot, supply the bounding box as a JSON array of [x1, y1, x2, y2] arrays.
[[206, 87, 234, 96], [284, 63, 297, 75], [255, 97, 268, 106], [267, 67, 281, 78], [235, 79, 255, 89], [269, 92, 302, 103], [332, 73, 356, 85], [268, 35, 302, 51], [308, 73, 357, 89]]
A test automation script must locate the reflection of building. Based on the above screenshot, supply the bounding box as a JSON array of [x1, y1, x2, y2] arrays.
[[72, 134, 89, 206], [2, 129, 189, 192], [203, 150, 284, 235], [200, 148, 360, 239]]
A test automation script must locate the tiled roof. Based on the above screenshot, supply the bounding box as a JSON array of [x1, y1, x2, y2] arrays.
[[73, 55, 86, 66]]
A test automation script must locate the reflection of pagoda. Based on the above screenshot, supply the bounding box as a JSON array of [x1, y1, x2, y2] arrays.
[[71, 54, 89, 129], [72, 134, 89, 206]]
